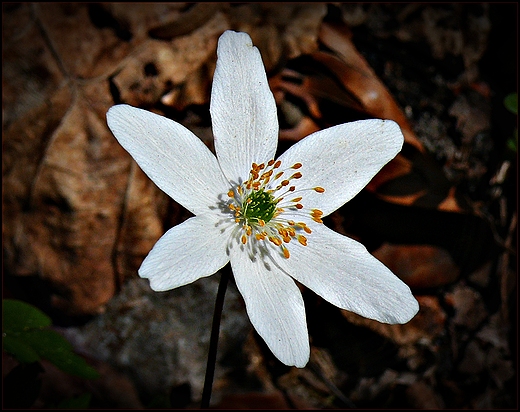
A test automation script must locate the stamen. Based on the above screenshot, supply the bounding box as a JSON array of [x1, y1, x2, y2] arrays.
[[282, 246, 290, 259], [228, 159, 325, 260], [269, 237, 282, 246]]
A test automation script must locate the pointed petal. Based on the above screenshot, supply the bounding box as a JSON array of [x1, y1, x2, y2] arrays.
[[272, 223, 419, 324], [107, 104, 230, 215], [275, 119, 404, 216], [229, 244, 309, 367], [139, 215, 230, 291], [210, 30, 278, 182]]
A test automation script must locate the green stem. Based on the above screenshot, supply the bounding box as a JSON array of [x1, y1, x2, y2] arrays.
[[200, 268, 230, 408]]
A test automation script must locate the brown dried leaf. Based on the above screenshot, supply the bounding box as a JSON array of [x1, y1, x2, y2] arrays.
[[272, 20, 467, 212], [372, 243, 460, 289], [2, 4, 178, 314]]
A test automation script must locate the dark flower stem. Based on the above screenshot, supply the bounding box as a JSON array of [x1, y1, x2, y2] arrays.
[[200, 267, 230, 408]]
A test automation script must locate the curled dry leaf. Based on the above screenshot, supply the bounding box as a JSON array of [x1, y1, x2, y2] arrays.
[[272, 20, 467, 213]]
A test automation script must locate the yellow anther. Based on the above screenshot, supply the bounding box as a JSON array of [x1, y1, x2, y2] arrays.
[[312, 217, 323, 224], [304, 226, 312, 234], [269, 237, 282, 246], [258, 219, 265, 227], [288, 220, 295, 226], [275, 171, 284, 180], [261, 170, 273, 180], [292, 163, 302, 169], [245, 226, 252, 236], [314, 187, 325, 193], [291, 197, 302, 202], [228, 190, 235, 197], [255, 233, 265, 241], [241, 235, 247, 244], [298, 235, 307, 246], [311, 209, 323, 217], [282, 246, 290, 259]]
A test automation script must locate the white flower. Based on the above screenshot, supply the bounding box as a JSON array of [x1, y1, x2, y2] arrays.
[[106, 30, 419, 368]]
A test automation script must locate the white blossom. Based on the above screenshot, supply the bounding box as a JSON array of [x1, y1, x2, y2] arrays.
[[107, 30, 419, 368]]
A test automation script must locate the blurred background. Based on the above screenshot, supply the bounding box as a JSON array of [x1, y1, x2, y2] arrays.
[[2, 3, 517, 408]]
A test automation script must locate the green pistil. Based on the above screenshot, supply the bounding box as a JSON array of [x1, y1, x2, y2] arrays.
[[243, 189, 277, 224]]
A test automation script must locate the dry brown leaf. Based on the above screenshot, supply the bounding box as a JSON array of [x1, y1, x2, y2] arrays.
[[317, 21, 425, 153], [372, 243, 460, 289], [2, 3, 221, 314]]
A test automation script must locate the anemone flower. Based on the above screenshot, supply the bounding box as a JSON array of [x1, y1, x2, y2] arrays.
[[107, 30, 419, 368]]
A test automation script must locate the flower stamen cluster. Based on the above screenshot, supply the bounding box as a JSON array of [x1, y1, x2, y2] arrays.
[[227, 159, 325, 258]]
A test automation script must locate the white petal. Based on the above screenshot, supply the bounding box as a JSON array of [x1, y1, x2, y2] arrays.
[[229, 243, 309, 367], [275, 119, 404, 216], [139, 215, 230, 291], [210, 30, 279, 182], [272, 223, 419, 324], [107, 104, 230, 216]]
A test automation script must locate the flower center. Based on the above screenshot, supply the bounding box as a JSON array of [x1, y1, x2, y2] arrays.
[[243, 189, 276, 224], [226, 159, 325, 259]]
